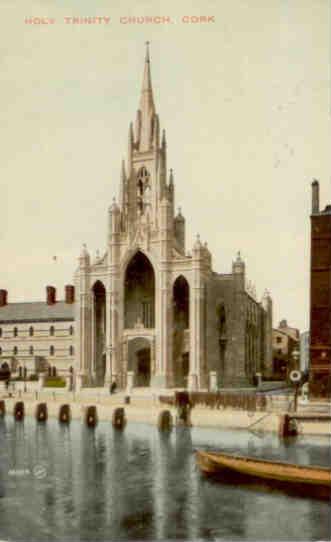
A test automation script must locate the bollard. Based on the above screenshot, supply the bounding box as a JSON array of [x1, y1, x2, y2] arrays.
[[14, 401, 25, 421], [0, 400, 5, 417], [112, 407, 126, 430], [85, 405, 98, 428], [279, 414, 298, 437], [59, 404, 71, 424], [36, 403, 48, 422], [157, 410, 173, 431]]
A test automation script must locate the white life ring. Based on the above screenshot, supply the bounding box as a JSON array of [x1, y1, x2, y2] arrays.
[[290, 370, 301, 383]]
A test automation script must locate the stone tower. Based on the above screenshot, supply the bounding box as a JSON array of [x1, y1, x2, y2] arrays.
[[74, 45, 272, 391]]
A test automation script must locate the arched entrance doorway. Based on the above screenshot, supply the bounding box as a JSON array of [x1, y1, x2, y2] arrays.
[[173, 276, 190, 387], [128, 337, 151, 387], [92, 281, 106, 385], [124, 252, 155, 329]]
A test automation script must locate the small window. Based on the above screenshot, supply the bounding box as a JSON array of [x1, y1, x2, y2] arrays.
[[276, 337, 282, 344], [69, 325, 74, 336], [13, 346, 18, 355], [0, 347, 2, 355], [50, 326, 54, 337], [29, 326, 34, 337], [13, 327, 18, 337], [69, 345, 74, 356], [50, 345, 54, 356], [277, 349, 282, 355], [29, 346, 34, 355], [0, 328, 2, 338]]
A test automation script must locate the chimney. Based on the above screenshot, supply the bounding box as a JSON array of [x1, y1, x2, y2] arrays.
[[65, 284, 75, 304], [46, 286, 56, 305], [312, 179, 319, 214], [0, 289, 8, 307]]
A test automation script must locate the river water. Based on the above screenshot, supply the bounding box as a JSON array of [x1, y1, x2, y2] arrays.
[[0, 417, 330, 541]]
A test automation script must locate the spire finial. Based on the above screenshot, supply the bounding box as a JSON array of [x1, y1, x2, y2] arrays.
[[145, 41, 150, 62]]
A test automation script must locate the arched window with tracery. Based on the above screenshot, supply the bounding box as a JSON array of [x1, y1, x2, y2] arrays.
[[136, 167, 150, 216]]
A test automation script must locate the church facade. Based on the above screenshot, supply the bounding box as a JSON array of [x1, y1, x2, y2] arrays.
[[74, 47, 273, 390]]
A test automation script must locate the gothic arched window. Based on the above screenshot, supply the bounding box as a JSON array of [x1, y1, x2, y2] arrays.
[[29, 346, 34, 355], [136, 167, 150, 215], [13, 346, 18, 355], [29, 326, 34, 337], [13, 327, 18, 337], [50, 345, 54, 356], [50, 326, 54, 337], [69, 325, 74, 336], [69, 345, 74, 356]]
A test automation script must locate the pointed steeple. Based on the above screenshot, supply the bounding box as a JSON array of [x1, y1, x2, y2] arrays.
[[137, 42, 156, 151], [139, 41, 155, 115]]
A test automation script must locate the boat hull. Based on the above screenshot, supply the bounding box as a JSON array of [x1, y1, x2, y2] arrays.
[[196, 450, 331, 500]]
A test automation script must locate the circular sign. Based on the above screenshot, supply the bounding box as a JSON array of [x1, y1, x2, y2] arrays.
[[290, 370, 301, 383]]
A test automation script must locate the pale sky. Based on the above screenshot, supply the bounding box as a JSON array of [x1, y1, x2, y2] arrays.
[[0, 0, 330, 333]]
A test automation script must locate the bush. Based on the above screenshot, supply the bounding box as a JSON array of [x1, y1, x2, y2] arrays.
[[44, 377, 65, 388]]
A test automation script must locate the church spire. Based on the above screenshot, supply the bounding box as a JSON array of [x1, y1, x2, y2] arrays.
[[139, 41, 155, 114], [137, 42, 156, 151]]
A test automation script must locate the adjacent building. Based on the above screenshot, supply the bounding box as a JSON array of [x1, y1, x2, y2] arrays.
[[309, 181, 331, 397], [272, 319, 300, 379], [0, 287, 75, 377]]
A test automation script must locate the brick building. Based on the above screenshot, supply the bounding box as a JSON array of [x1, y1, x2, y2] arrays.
[[309, 180, 331, 397], [0, 286, 75, 378]]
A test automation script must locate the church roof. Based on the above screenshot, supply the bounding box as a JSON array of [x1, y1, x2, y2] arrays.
[[0, 301, 75, 324]]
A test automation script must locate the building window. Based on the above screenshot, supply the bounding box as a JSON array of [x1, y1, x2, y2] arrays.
[[277, 349, 282, 355], [0, 347, 2, 355], [69, 325, 74, 336], [50, 345, 54, 356], [29, 346, 34, 355], [69, 345, 74, 356], [13, 327, 18, 337], [29, 326, 34, 337], [50, 326, 54, 337], [276, 337, 282, 344], [0, 328, 2, 338], [13, 346, 18, 355]]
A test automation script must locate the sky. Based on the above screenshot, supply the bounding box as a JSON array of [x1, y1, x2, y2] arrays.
[[0, 0, 330, 333]]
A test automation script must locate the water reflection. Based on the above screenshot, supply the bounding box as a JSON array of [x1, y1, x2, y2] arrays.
[[0, 417, 330, 541]]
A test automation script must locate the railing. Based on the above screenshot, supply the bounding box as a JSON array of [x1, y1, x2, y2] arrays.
[[159, 391, 267, 411]]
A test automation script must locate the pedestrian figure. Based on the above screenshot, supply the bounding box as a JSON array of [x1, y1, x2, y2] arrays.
[[110, 381, 117, 394]]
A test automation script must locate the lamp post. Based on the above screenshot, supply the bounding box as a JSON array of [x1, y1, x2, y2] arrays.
[[290, 349, 300, 412], [23, 364, 27, 393]]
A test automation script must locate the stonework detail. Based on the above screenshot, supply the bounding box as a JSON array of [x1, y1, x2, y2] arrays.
[[72, 46, 273, 390]]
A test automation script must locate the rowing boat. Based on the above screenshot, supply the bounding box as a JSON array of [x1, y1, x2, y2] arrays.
[[196, 450, 331, 498]]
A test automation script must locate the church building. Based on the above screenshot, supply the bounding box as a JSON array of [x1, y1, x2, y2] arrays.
[[74, 46, 273, 390]]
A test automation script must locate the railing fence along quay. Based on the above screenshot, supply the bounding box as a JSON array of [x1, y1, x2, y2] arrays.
[[159, 391, 269, 411]]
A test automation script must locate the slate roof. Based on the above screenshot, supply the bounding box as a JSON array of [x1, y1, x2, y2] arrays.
[[0, 302, 75, 324]]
